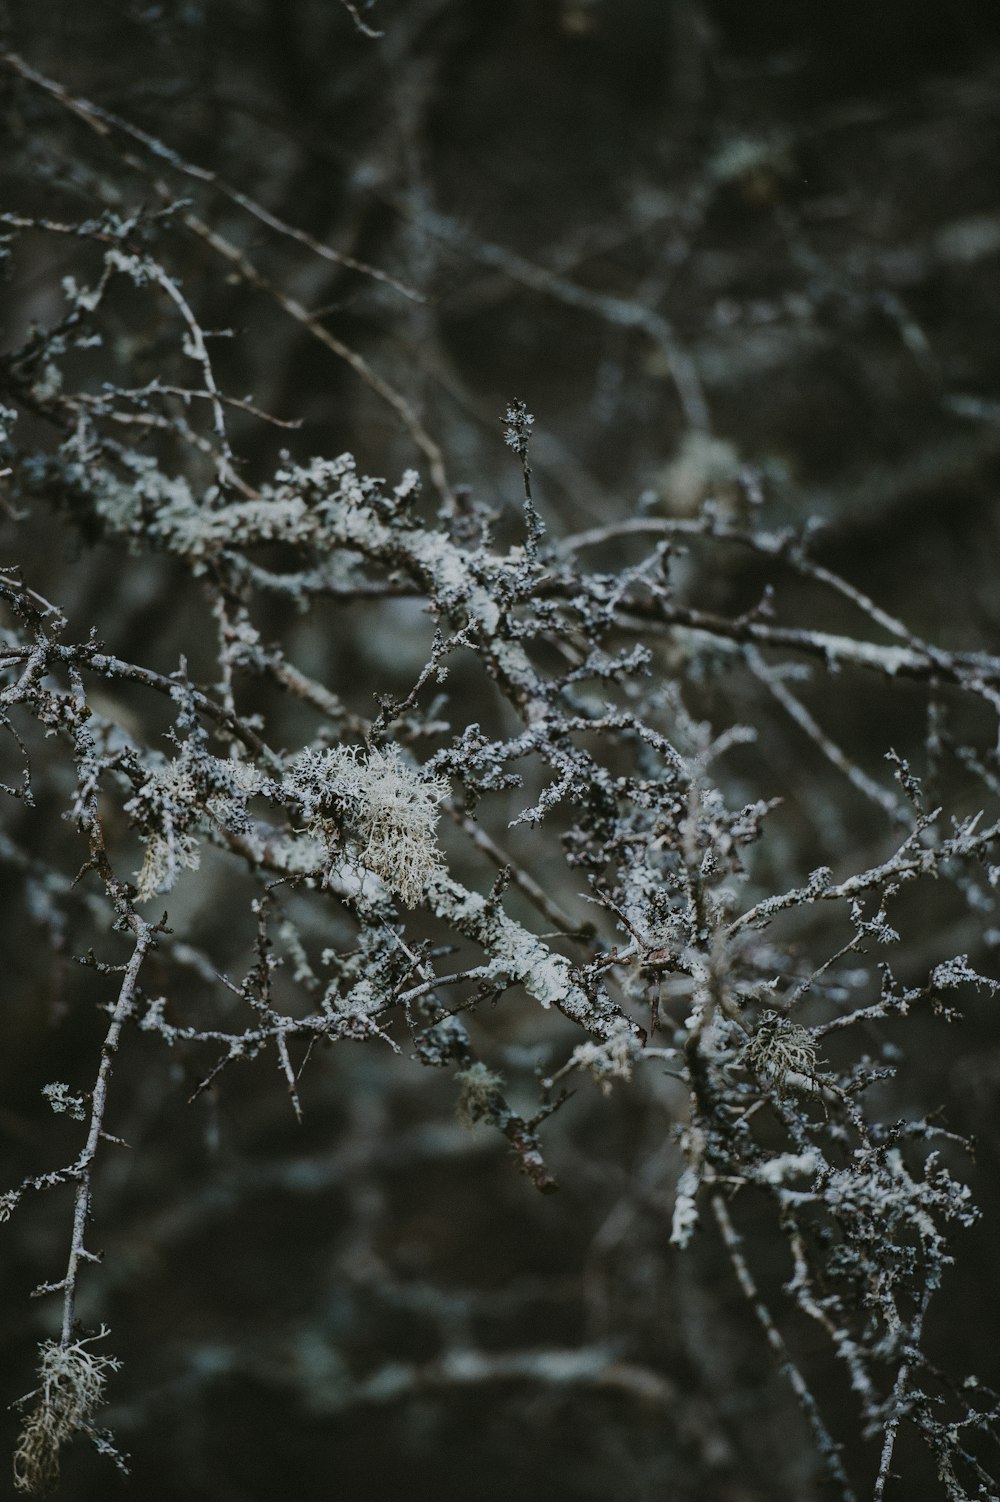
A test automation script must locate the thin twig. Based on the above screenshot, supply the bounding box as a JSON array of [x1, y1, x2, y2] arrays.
[[0, 52, 417, 301], [710, 1188, 858, 1502], [60, 921, 153, 1343]]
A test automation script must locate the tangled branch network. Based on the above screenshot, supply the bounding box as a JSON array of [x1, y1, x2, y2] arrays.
[[2, 47, 1000, 1502]]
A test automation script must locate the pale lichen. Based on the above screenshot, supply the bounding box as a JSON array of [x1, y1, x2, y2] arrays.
[[455, 1062, 505, 1128], [565, 1015, 644, 1094], [746, 1010, 819, 1093], [13, 1332, 122, 1495], [285, 744, 448, 906]]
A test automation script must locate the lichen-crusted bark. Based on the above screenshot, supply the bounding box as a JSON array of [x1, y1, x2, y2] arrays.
[[426, 871, 622, 1035]]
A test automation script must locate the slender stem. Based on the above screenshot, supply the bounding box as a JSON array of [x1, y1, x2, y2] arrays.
[[873, 1290, 930, 1502], [60, 923, 152, 1344], [710, 1187, 858, 1502]]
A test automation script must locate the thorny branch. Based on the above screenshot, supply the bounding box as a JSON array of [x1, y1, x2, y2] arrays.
[[57, 926, 154, 1346], [1, 34, 1000, 1502]]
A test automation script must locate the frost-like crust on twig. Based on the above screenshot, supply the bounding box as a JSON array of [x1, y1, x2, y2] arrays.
[[566, 1015, 645, 1094]]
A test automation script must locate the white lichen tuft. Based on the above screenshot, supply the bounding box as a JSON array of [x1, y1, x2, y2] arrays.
[[746, 1010, 819, 1093], [343, 747, 448, 904], [133, 828, 201, 904], [127, 752, 203, 901], [454, 1062, 504, 1128], [127, 748, 268, 902], [286, 744, 448, 906], [126, 744, 204, 895], [13, 1331, 123, 1494]]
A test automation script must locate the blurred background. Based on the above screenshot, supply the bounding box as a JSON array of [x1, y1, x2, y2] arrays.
[[3, 2, 1000, 1498]]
